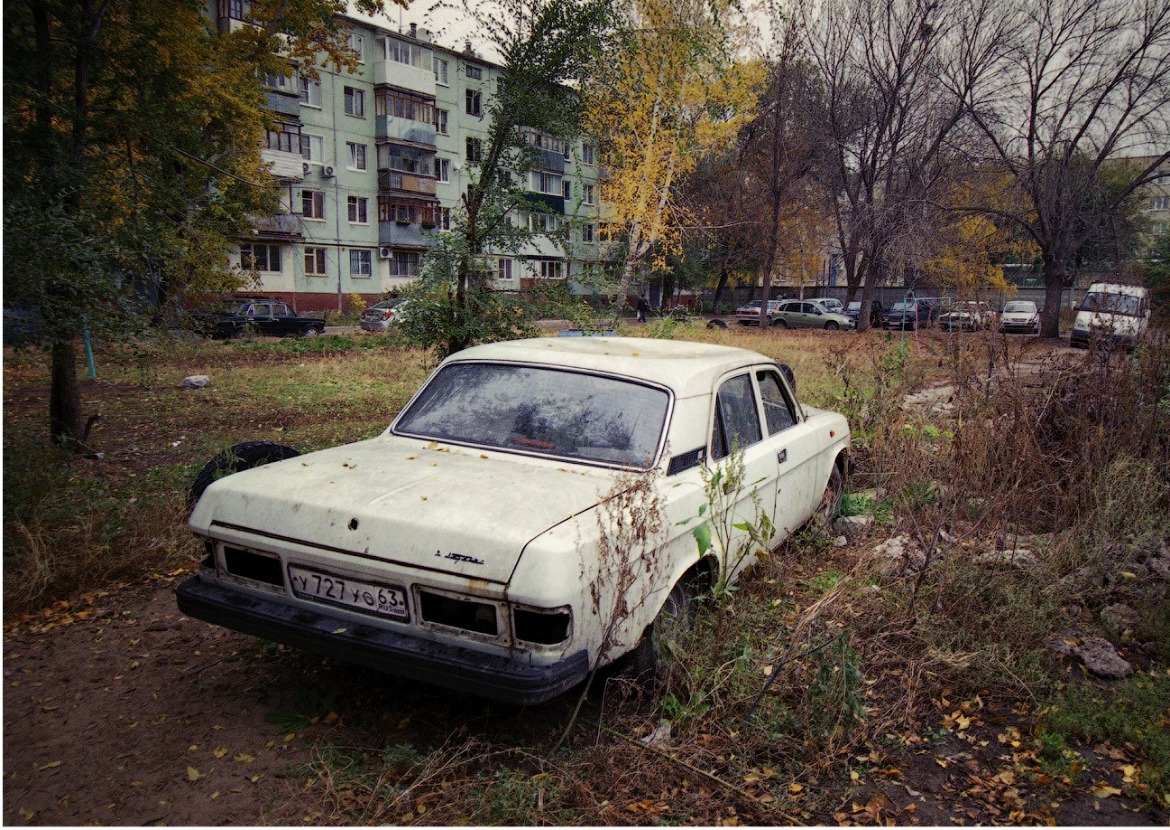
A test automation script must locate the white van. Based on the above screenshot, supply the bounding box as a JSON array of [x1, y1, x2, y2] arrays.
[[1070, 283, 1151, 349]]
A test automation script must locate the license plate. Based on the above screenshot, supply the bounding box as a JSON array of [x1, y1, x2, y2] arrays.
[[287, 565, 409, 621]]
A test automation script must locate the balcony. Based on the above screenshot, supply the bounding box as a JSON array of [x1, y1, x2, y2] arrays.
[[265, 90, 300, 118], [261, 148, 306, 181], [523, 192, 566, 214], [376, 116, 437, 148], [534, 148, 566, 173], [378, 221, 434, 248], [379, 170, 437, 196], [252, 213, 304, 241]]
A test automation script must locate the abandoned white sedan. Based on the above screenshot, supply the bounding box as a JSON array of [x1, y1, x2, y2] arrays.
[[178, 337, 850, 704]]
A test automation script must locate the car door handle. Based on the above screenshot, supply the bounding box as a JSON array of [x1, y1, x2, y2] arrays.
[[777, 449, 787, 463]]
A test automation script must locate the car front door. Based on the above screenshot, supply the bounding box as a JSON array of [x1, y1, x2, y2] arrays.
[[709, 373, 778, 573]]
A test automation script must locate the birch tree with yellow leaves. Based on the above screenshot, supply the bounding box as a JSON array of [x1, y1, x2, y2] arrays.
[[587, 0, 760, 310]]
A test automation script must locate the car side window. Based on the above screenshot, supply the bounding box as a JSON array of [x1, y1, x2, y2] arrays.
[[756, 371, 797, 434], [273, 303, 291, 317], [711, 374, 762, 461]]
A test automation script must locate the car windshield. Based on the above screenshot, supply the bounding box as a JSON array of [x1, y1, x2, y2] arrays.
[[220, 301, 250, 314], [1003, 302, 1036, 313], [891, 302, 914, 311], [1081, 292, 1142, 317], [394, 363, 670, 468], [846, 302, 861, 311]]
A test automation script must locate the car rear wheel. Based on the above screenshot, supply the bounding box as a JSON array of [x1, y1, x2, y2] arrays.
[[706, 318, 728, 330], [302, 325, 321, 338], [190, 441, 301, 507], [629, 578, 697, 684], [772, 318, 789, 329], [824, 321, 840, 331]]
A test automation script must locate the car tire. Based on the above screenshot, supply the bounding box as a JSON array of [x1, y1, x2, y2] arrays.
[[230, 326, 248, 340], [772, 318, 789, 329], [824, 321, 840, 331], [706, 319, 728, 330], [814, 462, 845, 524], [629, 578, 697, 684], [189, 441, 302, 507], [302, 325, 321, 338]]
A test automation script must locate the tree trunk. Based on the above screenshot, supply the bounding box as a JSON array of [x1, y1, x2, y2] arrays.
[[711, 265, 730, 314], [1042, 268, 1066, 339], [50, 338, 84, 446]]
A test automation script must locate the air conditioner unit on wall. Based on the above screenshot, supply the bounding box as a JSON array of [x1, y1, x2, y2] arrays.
[[323, 165, 335, 178], [379, 246, 393, 259], [302, 162, 311, 175]]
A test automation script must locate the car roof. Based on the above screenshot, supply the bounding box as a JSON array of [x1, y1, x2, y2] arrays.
[[443, 337, 778, 399]]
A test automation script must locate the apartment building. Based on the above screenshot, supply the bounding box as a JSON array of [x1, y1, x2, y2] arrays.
[[213, 2, 604, 311]]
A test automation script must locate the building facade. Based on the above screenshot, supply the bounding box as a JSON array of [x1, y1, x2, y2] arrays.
[[213, 4, 604, 311]]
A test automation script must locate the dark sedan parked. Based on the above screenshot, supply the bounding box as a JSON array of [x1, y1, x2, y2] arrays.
[[201, 299, 325, 339], [884, 299, 934, 330], [845, 299, 885, 328]]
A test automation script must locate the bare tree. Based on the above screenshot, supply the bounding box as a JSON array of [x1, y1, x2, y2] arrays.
[[801, 0, 1009, 330], [964, 0, 1170, 337]]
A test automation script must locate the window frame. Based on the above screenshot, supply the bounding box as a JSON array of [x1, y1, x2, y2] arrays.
[[347, 141, 368, 171], [347, 195, 369, 224], [304, 246, 328, 276], [301, 189, 325, 220], [344, 86, 366, 117], [349, 249, 373, 277]]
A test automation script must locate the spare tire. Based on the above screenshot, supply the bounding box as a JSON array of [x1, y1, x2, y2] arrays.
[[189, 441, 301, 507]]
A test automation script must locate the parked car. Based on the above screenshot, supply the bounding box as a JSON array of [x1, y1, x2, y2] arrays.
[[806, 297, 844, 314], [360, 299, 409, 332], [1070, 282, 1150, 349], [735, 299, 782, 325], [844, 299, 885, 328], [770, 300, 852, 330], [883, 299, 934, 330], [999, 300, 1041, 334], [938, 301, 995, 332], [178, 337, 850, 704], [200, 299, 325, 339]]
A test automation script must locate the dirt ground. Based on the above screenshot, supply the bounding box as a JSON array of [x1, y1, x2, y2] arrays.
[[5, 572, 1168, 826]]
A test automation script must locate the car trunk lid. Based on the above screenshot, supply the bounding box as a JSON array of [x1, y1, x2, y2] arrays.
[[189, 437, 616, 584]]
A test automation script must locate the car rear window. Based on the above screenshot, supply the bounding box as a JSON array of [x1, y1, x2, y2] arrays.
[[394, 363, 670, 468]]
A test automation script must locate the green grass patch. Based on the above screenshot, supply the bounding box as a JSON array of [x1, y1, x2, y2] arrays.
[[1039, 672, 1170, 795]]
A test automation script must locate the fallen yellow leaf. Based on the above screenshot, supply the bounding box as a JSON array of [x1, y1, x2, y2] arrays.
[[38, 761, 62, 771], [234, 753, 255, 763], [1091, 783, 1122, 799], [187, 767, 203, 782]]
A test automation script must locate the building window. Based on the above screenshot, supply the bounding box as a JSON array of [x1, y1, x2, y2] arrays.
[[529, 213, 560, 233], [349, 249, 372, 276], [297, 75, 322, 107], [465, 89, 482, 117], [305, 246, 327, 275], [536, 171, 561, 195], [348, 196, 369, 223], [433, 56, 449, 85], [348, 33, 365, 62], [536, 258, 564, 279], [376, 89, 435, 123], [1151, 195, 1170, 210], [466, 63, 482, 80], [562, 180, 572, 200], [435, 108, 449, 135], [300, 133, 324, 163], [301, 190, 324, 219], [434, 157, 450, 182], [389, 250, 421, 277], [264, 73, 292, 92], [344, 87, 365, 117], [347, 142, 367, 170], [583, 223, 595, 243], [386, 38, 424, 68], [582, 142, 595, 165], [265, 121, 301, 153], [498, 257, 513, 280], [240, 243, 281, 272], [583, 184, 595, 205], [440, 207, 452, 230], [466, 137, 482, 163]]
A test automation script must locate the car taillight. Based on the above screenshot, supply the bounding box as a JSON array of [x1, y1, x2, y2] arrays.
[[383, 310, 393, 320]]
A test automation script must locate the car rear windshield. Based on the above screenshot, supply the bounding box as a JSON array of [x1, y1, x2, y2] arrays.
[[394, 363, 670, 468], [1003, 302, 1035, 313]]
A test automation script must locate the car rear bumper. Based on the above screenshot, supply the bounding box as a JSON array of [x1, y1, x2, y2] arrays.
[[176, 576, 590, 705]]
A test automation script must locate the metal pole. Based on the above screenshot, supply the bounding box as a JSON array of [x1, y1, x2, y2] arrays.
[[83, 328, 97, 380]]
